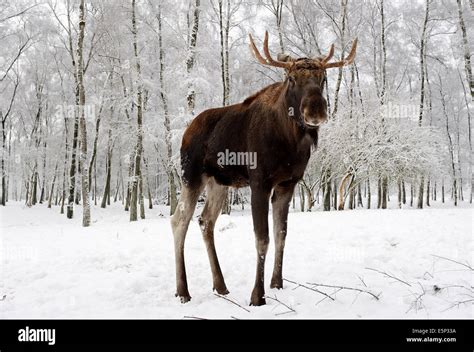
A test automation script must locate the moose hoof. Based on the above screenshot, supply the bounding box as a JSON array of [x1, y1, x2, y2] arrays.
[[175, 292, 192, 304], [270, 276, 283, 289], [249, 290, 266, 306], [214, 286, 230, 295]]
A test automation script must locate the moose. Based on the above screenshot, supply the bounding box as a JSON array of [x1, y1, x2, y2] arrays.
[[171, 31, 357, 306]]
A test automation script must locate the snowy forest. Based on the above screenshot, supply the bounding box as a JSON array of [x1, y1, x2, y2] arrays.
[[0, 0, 472, 319], [0, 0, 472, 222]]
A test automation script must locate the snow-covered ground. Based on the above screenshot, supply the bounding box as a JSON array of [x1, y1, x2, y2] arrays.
[[0, 201, 472, 319]]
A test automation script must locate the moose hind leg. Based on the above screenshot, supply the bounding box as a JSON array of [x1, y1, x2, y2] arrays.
[[270, 182, 296, 289], [171, 183, 203, 303], [199, 178, 229, 295]]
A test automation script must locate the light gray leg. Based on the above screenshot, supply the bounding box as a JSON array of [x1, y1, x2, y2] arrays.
[[199, 177, 229, 295], [170, 183, 204, 303]]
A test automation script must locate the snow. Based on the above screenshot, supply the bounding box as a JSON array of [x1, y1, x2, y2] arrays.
[[0, 201, 472, 319]]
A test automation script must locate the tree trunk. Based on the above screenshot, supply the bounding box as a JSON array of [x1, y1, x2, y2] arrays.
[[186, 0, 201, 114], [61, 119, 69, 214], [417, 176, 424, 209], [155, 3, 177, 216], [25, 180, 29, 206], [381, 176, 388, 209], [418, 0, 429, 126], [140, 156, 153, 210], [77, 0, 90, 227], [139, 172, 145, 219], [331, 0, 348, 118], [101, 151, 112, 208], [130, 0, 144, 222], [415, 0, 430, 211], [323, 170, 331, 211], [401, 180, 406, 204], [442, 179, 445, 203], [397, 180, 402, 209], [31, 170, 38, 205], [39, 140, 47, 204], [1, 120, 6, 206], [88, 73, 111, 188], [367, 178, 371, 209], [426, 177, 430, 206], [48, 162, 59, 208], [439, 74, 458, 207], [125, 155, 133, 211], [357, 183, 363, 207], [377, 176, 382, 208], [456, 0, 473, 100], [66, 15, 80, 219]]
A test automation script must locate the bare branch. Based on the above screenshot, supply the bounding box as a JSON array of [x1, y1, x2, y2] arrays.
[[265, 294, 296, 316], [183, 315, 208, 320], [306, 281, 380, 300], [431, 254, 473, 271], [0, 4, 38, 23], [214, 294, 250, 312], [0, 37, 30, 82], [442, 299, 474, 312], [284, 278, 335, 301], [365, 267, 412, 287], [2, 72, 20, 123]]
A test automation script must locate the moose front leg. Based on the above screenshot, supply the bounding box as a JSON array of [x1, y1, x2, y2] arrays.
[[270, 182, 296, 289], [250, 186, 271, 306]]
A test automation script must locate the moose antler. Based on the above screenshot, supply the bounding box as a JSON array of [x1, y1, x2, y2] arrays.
[[320, 39, 358, 69], [320, 44, 335, 64], [248, 31, 293, 69], [249, 31, 358, 70]]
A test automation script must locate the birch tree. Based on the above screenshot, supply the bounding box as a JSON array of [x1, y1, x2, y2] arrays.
[[417, 0, 430, 209], [77, 0, 91, 226], [186, 0, 201, 114], [129, 0, 144, 222]]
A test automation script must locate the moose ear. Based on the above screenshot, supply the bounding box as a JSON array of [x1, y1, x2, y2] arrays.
[[277, 53, 294, 62]]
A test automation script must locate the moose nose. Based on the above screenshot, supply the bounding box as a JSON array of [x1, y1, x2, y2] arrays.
[[302, 107, 327, 127]]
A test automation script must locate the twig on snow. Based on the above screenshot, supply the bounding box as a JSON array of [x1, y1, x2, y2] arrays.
[[357, 275, 367, 287], [183, 315, 208, 320], [442, 299, 474, 312], [214, 294, 250, 313], [431, 254, 473, 271], [365, 267, 412, 287], [435, 284, 474, 294], [405, 283, 426, 314], [315, 288, 342, 306], [306, 282, 381, 300], [284, 278, 335, 301], [265, 295, 296, 316]]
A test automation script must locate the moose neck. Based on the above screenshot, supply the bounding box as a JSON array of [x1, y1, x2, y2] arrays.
[[276, 81, 306, 129]]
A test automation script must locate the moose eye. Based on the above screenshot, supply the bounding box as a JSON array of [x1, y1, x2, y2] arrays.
[[288, 76, 295, 85]]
